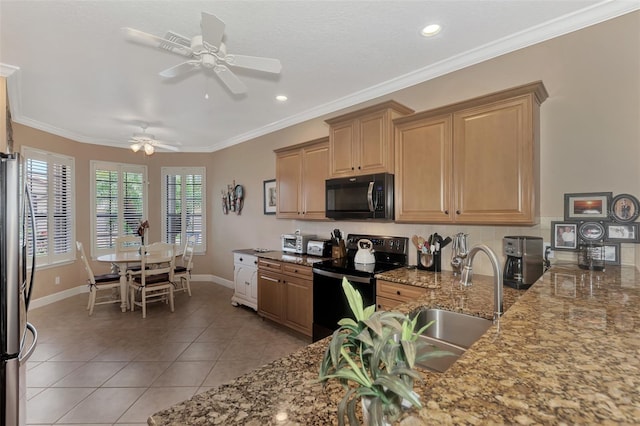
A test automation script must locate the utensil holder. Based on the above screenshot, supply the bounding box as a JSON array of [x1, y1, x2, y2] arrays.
[[417, 250, 441, 272]]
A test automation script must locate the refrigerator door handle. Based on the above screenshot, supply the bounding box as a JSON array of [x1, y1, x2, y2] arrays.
[[23, 186, 36, 309], [19, 322, 37, 363]]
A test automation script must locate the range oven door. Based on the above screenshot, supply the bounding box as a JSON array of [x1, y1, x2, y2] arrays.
[[312, 268, 375, 342]]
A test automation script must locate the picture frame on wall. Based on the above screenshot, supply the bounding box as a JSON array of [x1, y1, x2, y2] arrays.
[[605, 222, 640, 243], [263, 179, 277, 215], [551, 221, 578, 250], [610, 193, 640, 223], [564, 192, 612, 221], [578, 221, 606, 242]]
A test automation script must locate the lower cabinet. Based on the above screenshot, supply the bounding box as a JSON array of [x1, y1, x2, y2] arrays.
[[376, 280, 426, 311], [257, 259, 313, 337], [231, 253, 258, 311]]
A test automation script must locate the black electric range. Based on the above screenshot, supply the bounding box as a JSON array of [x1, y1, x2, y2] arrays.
[[311, 234, 409, 341]]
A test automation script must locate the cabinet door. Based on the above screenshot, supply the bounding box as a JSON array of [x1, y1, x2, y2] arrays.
[[234, 264, 254, 298], [453, 95, 535, 224], [358, 110, 390, 175], [282, 276, 313, 336], [301, 142, 329, 219], [329, 120, 356, 177], [258, 272, 284, 322], [276, 150, 302, 218], [395, 114, 453, 222]]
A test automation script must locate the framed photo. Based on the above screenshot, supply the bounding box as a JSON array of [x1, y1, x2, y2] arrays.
[[587, 242, 620, 265], [578, 221, 605, 242], [610, 193, 640, 223], [263, 179, 277, 215], [605, 222, 640, 243], [564, 192, 612, 221], [554, 273, 576, 298], [551, 221, 578, 250]]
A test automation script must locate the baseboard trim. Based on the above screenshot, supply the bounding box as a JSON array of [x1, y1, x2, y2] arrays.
[[30, 275, 235, 308]]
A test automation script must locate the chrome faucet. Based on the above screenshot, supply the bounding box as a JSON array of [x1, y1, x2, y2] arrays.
[[459, 244, 503, 323]]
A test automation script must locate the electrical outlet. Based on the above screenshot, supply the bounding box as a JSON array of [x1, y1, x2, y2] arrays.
[[55, 276, 60, 285], [543, 242, 554, 259]]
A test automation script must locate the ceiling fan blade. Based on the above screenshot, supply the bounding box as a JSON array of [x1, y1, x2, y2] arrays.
[[214, 65, 246, 94], [201, 12, 225, 48], [225, 54, 282, 74], [122, 27, 193, 57], [159, 61, 199, 78], [154, 142, 181, 152]]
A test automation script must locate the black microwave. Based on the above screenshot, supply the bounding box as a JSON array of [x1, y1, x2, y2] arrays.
[[325, 173, 394, 220]]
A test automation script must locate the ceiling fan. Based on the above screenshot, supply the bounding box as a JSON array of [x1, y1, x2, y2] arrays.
[[123, 12, 282, 94], [129, 124, 180, 155]]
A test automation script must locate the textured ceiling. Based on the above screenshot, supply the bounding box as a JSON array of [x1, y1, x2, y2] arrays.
[[1, 1, 638, 153]]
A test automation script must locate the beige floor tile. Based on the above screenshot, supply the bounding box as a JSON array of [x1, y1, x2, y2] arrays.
[[151, 361, 215, 387], [117, 387, 198, 423], [102, 361, 171, 387], [48, 343, 107, 362], [26, 387, 94, 424], [51, 361, 128, 387], [133, 341, 190, 362], [194, 325, 239, 342], [162, 326, 206, 342], [177, 342, 227, 361], [57, 387, 146, 424], [27, 361, 85, 388], [218, 340, 267, 360], [202, 358, 265, 388], [26, 387, 45, 400], [28, 342, 67, 362]]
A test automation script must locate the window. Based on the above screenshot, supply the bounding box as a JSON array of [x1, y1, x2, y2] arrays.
[[91, 161, 147, 256], [22, 147, 75, 267], [162, 167, 206, 253]]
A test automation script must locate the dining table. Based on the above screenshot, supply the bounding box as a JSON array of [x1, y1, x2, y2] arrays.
[[96, 248, 176, 312]]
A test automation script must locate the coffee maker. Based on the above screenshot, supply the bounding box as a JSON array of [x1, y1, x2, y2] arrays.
[[503, 236, 543, 289]]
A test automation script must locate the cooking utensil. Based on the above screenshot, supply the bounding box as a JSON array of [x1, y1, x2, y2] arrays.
[[411, 235, 420, 249]]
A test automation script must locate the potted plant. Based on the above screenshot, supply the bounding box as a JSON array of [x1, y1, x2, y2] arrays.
[[318, 278, 446, 425]]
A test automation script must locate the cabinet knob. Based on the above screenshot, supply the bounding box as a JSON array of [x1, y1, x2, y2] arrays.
[[396, 290, 401, 295], [239, 257, 243, 262], [245, 281, 250, 285], [351, 167, 355, 170], [456, 210, 461, 215], [444, 210, 449, 215], [358, 166, 361, 170], [254, 260, 257, 265]]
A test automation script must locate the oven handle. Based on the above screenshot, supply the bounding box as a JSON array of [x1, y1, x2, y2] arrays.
[[312, 268, 371, 284]]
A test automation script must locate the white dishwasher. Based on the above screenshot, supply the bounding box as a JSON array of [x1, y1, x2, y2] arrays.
[[231, 252, 258, 311]]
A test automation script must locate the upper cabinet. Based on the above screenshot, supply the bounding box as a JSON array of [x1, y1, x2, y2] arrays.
[[326, 101, 414, 178], [275, 137, 329, 220], [395, 81, 548, 225]]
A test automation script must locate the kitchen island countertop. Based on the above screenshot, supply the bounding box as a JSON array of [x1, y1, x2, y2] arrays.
[[149, 264, 640, 425], [233, 248, 330, 266]]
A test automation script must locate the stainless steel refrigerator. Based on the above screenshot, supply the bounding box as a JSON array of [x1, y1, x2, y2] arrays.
[[1, 152, 37, 426]]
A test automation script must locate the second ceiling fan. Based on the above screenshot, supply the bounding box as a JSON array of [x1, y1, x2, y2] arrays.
[[123, 12, 282, 94]]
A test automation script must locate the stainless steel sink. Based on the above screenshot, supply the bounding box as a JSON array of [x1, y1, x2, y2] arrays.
[[412, 308, 492, 373]]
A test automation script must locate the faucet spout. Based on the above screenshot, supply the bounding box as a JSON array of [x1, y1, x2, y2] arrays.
[[459, 244, 503, 322]]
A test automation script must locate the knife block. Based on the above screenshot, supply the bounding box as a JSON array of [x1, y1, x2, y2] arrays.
[[332, 241, 346, 258]]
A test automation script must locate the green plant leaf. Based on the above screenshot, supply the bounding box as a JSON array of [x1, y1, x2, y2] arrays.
[[401, 339, 416, 368], [346, 393, 361, 426], [373, 374, 422, 409], [342, 277, 365, 321], [363, 304, 376, 320]]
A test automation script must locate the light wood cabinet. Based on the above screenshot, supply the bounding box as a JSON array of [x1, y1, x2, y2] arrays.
[[394, 81, 548, 225], [326, 101, 413, 178], [376, 280, 426, 311], [257, 259, 313, 337], [275, 137, 329, 220]]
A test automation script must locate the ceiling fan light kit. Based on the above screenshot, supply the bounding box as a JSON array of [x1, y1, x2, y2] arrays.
[[123, 12, 282, 95]]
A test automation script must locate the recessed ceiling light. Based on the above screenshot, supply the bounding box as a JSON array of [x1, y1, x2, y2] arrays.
[[276, 95, 288, 102], [421, 24, 441, 37]]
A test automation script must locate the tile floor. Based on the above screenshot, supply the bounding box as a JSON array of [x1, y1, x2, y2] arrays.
[[26, 282, 309, 425]]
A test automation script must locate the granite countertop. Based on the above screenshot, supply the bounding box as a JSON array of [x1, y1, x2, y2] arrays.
[[149, 263, 640, 425], [233, 248, 329, 266]]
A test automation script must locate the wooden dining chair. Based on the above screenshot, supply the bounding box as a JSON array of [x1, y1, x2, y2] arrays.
[[76, 241, 121, 316], [114, 235, 143, 272], [127, 244, 176, 318], [174, 236, 195, 296]]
